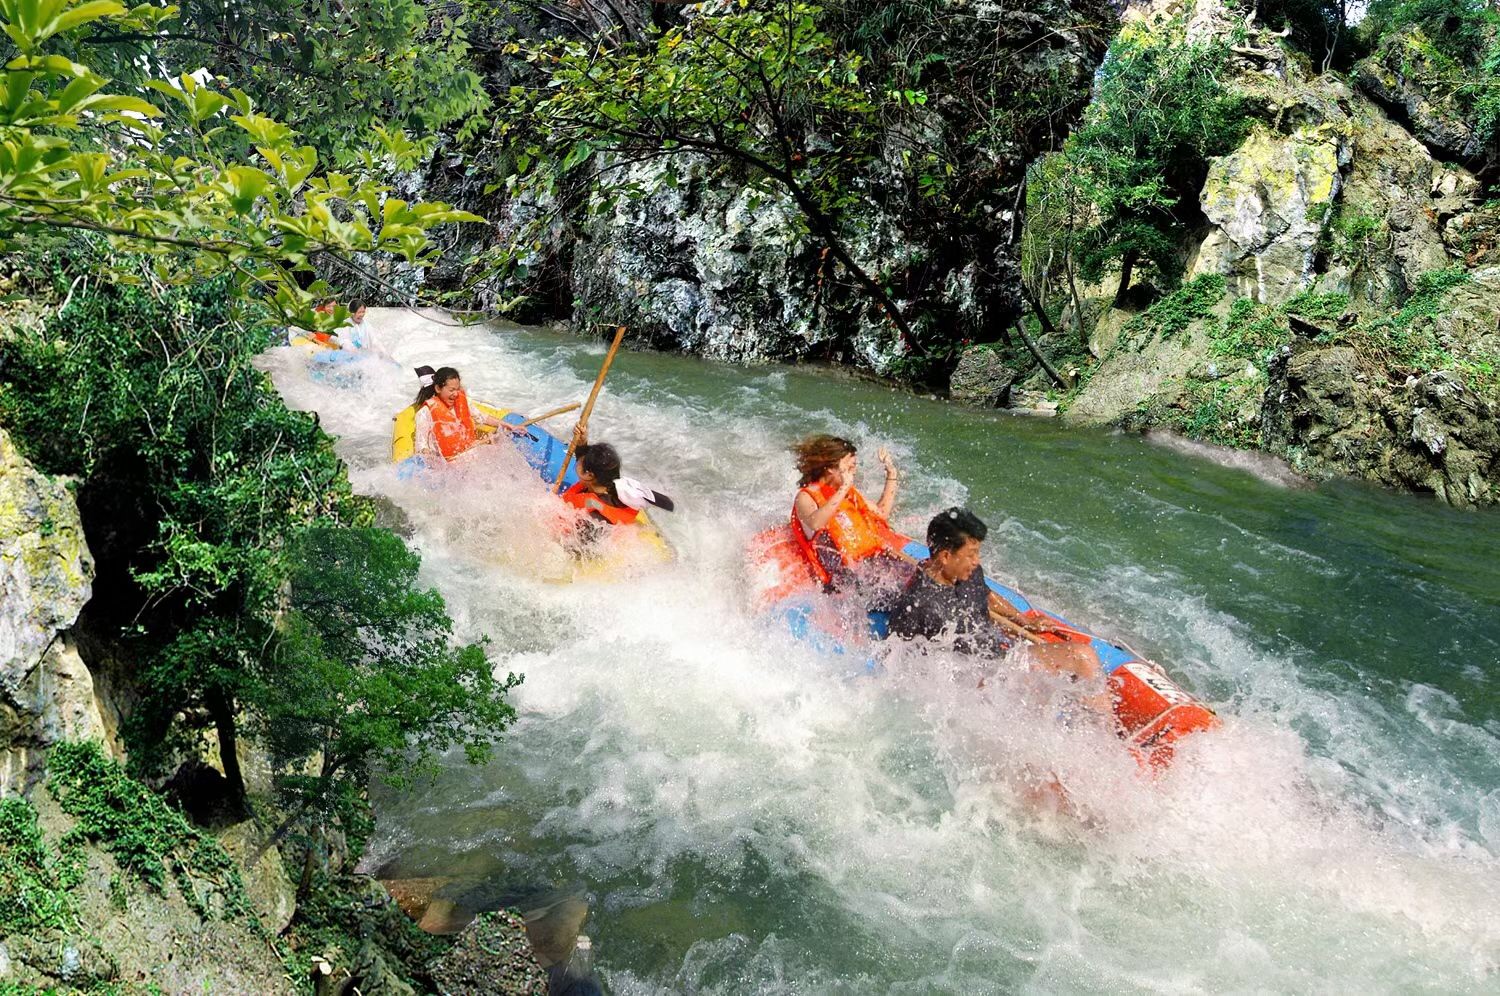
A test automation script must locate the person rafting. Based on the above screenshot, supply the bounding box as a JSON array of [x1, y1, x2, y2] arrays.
[[790, 434, 914, 608], [410, 365, 520, 463], [328, 300, 380, 353], [561, 425, 674, 529], [889, 507, 1104, 704]]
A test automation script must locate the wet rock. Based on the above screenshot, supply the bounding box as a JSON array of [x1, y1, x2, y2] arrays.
[[429, 910, 548, 996], [948, 347, 1017, 407]]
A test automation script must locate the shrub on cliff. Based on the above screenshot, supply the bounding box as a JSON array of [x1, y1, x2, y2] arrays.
[[1027, 22, 1248, 306]]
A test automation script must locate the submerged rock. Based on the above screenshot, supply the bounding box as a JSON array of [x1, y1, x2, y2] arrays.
[[428, 909, 548, 996]]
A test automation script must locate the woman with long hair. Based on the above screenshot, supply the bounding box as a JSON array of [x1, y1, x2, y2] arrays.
[[789, 433, 913, 604], [410, 365, 516, 462]]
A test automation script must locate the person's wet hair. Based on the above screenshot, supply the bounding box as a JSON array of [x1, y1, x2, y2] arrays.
[[577, 443, 623, 504], [926, 507, 987, 554], [791, 434, 856, 486]]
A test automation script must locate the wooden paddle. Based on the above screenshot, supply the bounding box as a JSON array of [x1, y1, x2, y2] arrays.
[[516, 402, 580, 429], [552, 325, 628, 493]]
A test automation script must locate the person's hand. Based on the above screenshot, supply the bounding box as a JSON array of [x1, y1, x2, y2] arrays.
[[877, 447, 898, 480], [501, 422, 527, 435], [572, 423, 588, 448]]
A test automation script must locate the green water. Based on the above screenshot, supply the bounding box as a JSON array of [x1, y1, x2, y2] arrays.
[[271, 313, 1500, 993]]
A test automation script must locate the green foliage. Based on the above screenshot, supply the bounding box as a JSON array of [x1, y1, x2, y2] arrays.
[[1210, 296, 1292, 361], [0, 796, 83, 934], [281, 868, 452, 995], [1127, 372, 1266, 450], [0, 0, 484, 334], [1284, 289, 1351, 322], [47, 741, 254, 923], [1322, 207, 1389, 272], [1117, 274, 1226, 350], [257, 526, 521, 828], [146, 0, 490, 157], [1330, 267, 1488, 379], [0, 265, 362, 772], [1039, 22, 1248, 296]]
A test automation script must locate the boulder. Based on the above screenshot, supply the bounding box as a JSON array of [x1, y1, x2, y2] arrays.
[[948, 347, 1018, 407], [1192, 122, 1350, 304], [1262, 344, 1500, 506], [216, 821, 298, 935]]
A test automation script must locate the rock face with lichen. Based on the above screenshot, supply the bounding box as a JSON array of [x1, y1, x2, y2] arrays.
[[0, 427, 118, 791]]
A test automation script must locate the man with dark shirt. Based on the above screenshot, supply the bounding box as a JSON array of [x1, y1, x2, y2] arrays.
[[889, 507, 1055, 654]]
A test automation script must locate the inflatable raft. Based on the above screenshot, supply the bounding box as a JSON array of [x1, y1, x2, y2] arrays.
[[747, 525, 1217, 770], [390, 402, 672, 578]]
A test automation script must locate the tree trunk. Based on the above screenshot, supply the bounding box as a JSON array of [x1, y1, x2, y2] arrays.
[[297, 838, 319, 902], [205, 685, 247, 816], [1066, 255, 1085, 346], [1113, 249, 1137, 306], [783, 183, 920, 353], [1017, 284, 1070, 389]]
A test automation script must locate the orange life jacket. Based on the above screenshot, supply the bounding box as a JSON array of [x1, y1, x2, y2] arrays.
[[562, 482, 643, 526], [424, 391, 477, 460], [789, 481, 902, 584]]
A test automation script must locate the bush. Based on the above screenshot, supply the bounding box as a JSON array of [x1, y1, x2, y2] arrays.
[[47, 742, 254, 923], [1117, 274, 1227, 350], [0, 797, 83, 934]]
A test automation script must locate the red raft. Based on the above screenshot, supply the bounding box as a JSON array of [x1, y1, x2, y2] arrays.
[[747, 525, 1219, 771]]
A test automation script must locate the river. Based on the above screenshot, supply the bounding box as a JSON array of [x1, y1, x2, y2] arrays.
[[264, 309, 1500, 994]]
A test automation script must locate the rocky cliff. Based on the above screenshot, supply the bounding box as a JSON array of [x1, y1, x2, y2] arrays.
[[1052, 0, 1500, 506], [416, 0, 1117, 375]]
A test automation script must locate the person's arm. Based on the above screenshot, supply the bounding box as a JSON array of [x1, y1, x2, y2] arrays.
[[986, 590, 1067, 636], [413, 408, 440, 460], [875, 447, 900, 519], [795, 455, 855, 537], [795, 481, 852, 538]]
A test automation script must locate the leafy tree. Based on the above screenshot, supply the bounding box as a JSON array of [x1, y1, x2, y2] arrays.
[[256, 526, 520, 859], [0, 0, 486, 334], [1029, 24, 1248, 305], [0, 266, 358, 798], [489, 1, 921, 348], [45, 0, 489, 159]]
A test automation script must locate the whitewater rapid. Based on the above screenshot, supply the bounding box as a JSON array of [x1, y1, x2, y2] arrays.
[[262, 309, 1500, 994]]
